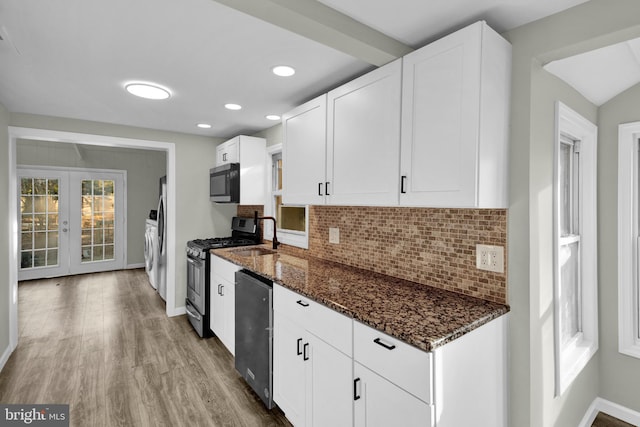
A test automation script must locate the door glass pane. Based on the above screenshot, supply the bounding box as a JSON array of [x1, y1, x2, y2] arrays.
[[81, 179, 115, 263], [47, 249, 58, 266], [19, 177, 60, 270], [559, 241, 580, 346], [33, 250, 46, 267]]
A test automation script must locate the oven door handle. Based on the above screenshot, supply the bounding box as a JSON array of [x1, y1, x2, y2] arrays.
[[185, 305, 202, 321], [187, 256, 203, 267]]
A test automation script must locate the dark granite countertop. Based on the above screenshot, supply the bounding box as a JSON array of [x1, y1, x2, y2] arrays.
[[211, 245, 509, 352]]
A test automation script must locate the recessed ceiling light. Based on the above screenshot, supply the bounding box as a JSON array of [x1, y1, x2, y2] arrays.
[[225, 103, 242, 110], [266, 115, 281, 121], [196, 123, 212, 129], [272, 65, 296, 77], [125, 82, 171, 100]]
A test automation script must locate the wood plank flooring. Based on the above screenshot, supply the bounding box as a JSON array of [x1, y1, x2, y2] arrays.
[[592, 412, 636, 427], [0, 269, 291, 427]]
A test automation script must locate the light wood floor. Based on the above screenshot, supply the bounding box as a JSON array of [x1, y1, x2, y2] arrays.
[[0, 269, 291, 427]]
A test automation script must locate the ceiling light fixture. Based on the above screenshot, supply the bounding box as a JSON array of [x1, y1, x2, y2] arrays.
[[196, 123, 212, 129], [272, 65, 296, 77], [125, 82, 171, 100], [265, 115, 281, 121], [225, 103, 242, 110]]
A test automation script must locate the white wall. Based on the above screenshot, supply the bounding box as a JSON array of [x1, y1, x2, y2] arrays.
[[253, 123, 282, 147], [8, 113, 236, 314], [503, 1, 640, 425], [0, 102, 11, 366], [598, 82, 640, 410], [16, 139, 166, 266]]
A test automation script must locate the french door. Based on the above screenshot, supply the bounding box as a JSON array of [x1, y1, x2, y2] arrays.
[[18, 167, 125, 280]]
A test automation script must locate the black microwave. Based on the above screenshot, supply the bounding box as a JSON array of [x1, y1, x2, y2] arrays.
[[210, 163, 240, 203]]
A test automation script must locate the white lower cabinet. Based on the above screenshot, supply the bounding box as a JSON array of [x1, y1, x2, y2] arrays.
[[273, 285, 353, 427], [354, 362, 432, 427], [210, 256, 240, 355], [272, 283, 507, 427], [353, 321, 434, 427]]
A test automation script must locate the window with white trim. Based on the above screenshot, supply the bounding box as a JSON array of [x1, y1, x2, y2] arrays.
[[618, 122, 640, 358], [265, 145, 308, 249], [554, 102, 598, 396], [558, 134, 582, 348]]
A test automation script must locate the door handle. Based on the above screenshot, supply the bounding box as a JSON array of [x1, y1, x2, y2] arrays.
[[373, 337, 396, 350], [219, 285, 224, 296], [303, 343, 309, 361], [325, 182, 330, 196], [353, 378, 361, 401], [318, 182, 323, 196], [297, 338, 303, 356], [401, 175, 407, 194], [296, 300, 309, 307], [223, 153, 227, 161]]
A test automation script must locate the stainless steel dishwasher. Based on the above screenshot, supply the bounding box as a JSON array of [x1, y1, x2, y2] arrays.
[[234, 269, 274, 409]]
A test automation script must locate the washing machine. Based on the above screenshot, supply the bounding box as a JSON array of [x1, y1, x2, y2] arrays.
[[144, 218, 158, 289]]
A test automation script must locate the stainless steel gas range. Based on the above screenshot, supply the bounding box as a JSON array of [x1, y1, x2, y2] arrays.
[[185, 216, 259, 337]]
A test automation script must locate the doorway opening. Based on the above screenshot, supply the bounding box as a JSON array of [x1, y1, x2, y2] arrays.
[[8, 127, 177, 354]]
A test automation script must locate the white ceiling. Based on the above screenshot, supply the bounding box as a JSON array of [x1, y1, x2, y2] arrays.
[[0, 0, 589, 138], [544, 37, 640, 106]]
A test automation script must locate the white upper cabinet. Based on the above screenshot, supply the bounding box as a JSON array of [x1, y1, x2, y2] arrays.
[[282, 21, 510, 208], [216, 137, 239, 165], [327, 59, 402, 206], [399, 21, 511, 208], [282, 95, 327, 205], [216, 135, 266, 205]]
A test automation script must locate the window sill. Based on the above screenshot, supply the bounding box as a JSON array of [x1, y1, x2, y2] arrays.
[[557, 337, 598, 396]]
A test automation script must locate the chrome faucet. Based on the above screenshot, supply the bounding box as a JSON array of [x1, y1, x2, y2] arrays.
[[254, 211, 280, 250]]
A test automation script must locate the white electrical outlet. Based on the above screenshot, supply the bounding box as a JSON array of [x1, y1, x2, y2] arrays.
[[329, 227, 340, 244], [476, 244, 505, 273]]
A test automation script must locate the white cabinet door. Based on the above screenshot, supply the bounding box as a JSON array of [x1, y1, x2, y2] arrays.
[[354, 362, 433, 427], [327, 59, 402, 206], [273, 311, 308, 427], [210, 275, 225, 341], [210, 256, 239, 355], [216, 137, 239, 165], [273, 283, 353, 427], [400, 21, 510, 207], [220, 278, 235, 355], [308, 334, 353, 427], [283, 95, 327, 205]]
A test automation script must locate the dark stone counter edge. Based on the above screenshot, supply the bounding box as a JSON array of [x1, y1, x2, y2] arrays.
[[211, 247, 510, 352]]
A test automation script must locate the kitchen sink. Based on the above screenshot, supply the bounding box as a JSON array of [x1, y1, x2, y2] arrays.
[[231, 247, 277, 257]]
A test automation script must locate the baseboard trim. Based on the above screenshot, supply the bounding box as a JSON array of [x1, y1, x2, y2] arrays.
[[0, 344, 12, 373], [126, 263, 145, 269], [579, 397, 640, 427]]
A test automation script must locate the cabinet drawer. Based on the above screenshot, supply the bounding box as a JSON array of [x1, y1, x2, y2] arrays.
[[211, 255, 241, 283], [354, 321, 432, 403], [273, 284, 352, 356]]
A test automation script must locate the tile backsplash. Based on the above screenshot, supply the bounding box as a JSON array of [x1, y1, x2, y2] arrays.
[[239, 205, 507, 304]]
